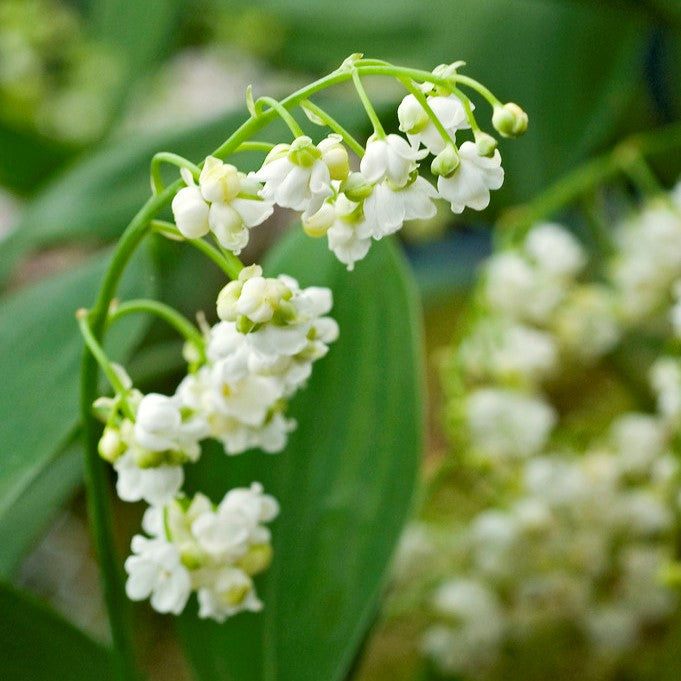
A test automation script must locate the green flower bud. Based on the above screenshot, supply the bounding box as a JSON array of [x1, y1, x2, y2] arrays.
[[179, 543, 204, 570], [288, 136, 322, 168], [98, 426, 125, 462], [320, 138, 350, 181], [474, 131, 498, 157], [221, 581, 252, 606], [133, 447, 165, 469], [397, 95, 430, 135], [431, 145, 460, 178], [340, 172, 373, 202], [492, 102, 528, 138], [237, 544, 274, 576]]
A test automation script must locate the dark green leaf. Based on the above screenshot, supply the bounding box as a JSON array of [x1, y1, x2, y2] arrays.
[[0, 443, 82, 578], [179, 229, 424, 681], [0, 248, 155, 544], [0, 581, 114, 681]]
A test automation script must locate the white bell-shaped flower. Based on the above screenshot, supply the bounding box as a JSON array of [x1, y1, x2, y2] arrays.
[[255, 136, 334, 215], [437, 141, 504, 213], [398, 93, 471, 155], [114, 451, 184, 506], [324, 195, 372, 271], [125, 535, 192, 615], [171, 183, 210, 239], [360, 133, 424, 188], [197, 567, 262, 622]]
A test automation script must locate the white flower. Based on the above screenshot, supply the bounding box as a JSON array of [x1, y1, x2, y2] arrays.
[[361, 176, 439, 240], [125, 535, 191, 615], [398, 93, 470, 154], [552, 285, 620, 360], [437, 141, 504, 213], [113, 450, 184, 506], [133, 393, 206, 460], [197, 567, 262, 622], [360, 133, 425, 188], [172, 162, 272, 254], [255, 136, 333, 215], [325, 195, 372, 270], [524, 223, 586, 278], [484, 252, 565, 323], [171, 183, 210, 239], [466, 388, 556, 460]]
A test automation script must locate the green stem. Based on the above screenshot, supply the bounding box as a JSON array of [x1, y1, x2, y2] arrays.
[[108, 299, 206, 362], [456, 74, 502, 107], [351, 69, 385, 139], [398, 77, 457, 148], [234, 141, 276, 153], [78, 313, 135, 419], [150, 153, 201, 195], [300, 99, 366, 157], [453, 86, 480, 132], [151, 220, 241, 278], [255, 96, 305, 137], [499, 121, 681, 242]]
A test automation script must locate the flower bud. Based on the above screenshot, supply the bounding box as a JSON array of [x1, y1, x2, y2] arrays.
[[431, 145, 460, 178], [237, 544, 273, 576], [288, 136, 322, 168], [179, 543, 204, 570], [340, 172, 373, 202], [171, 186, 210, 239], [492, 102, 528, 138], [474, 131, 498, 157], [303, 202, 335, 237], [318, 135, 349, 181], [397, 94, 430, 135], [98, 426, 125, 462], [216, 280, 243, 321], [199, 157, 241, 203]]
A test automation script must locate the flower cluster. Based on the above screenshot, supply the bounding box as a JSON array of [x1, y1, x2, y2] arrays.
[[170, 64, 524, 271], [83, 59, 526, 623], [125, 484, 278, 620], [93, 267, 337, 619], [388, 183, 681, 678]]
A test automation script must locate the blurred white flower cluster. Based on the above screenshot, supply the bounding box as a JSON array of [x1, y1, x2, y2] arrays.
[[93, 267, 337, 619], [394, 186, 681, 677]]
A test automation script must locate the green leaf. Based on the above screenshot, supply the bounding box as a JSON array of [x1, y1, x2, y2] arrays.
[[179, 230, 424, 681], [0, 442, 82, 578], [0, 248, 155, 552], [0, 122, 76, 195], [0, 581, 115, 681], [87, 0, 182, 125]]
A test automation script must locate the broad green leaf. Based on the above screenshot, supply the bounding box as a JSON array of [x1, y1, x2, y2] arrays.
[[0, 248, 155, 540], [0, 581, 114, 681], [179, 229, 424, 681], [0, 443, 82, 578]]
